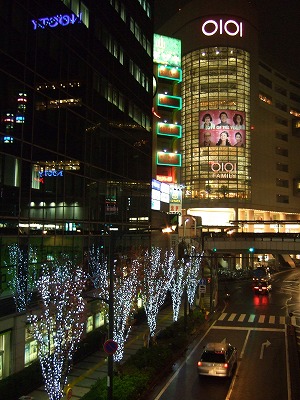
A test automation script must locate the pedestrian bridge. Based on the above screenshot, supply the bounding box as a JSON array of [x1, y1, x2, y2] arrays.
[[203, 233, 300, 254]]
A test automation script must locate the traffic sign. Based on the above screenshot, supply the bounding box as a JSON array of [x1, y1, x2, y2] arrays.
[[103, 339, 118, 355], [199, 284, 206, 293], [199, 278, 206, 285]]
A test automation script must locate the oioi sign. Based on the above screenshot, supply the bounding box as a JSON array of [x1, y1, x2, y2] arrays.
[[210, 161, 237, 178], [202, 19, 243, 37]]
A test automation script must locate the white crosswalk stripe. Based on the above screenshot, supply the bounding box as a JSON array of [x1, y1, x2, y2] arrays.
[[217, 313, 286, 325]]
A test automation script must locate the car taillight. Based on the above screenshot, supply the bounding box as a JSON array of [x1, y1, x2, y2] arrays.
[[198, 361, 202, 366], [224, 363, 228, 368]]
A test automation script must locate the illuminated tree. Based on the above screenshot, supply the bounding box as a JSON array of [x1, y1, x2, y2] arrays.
[[88, 245, 108, 297], [28, 260, 87, 400], [186, 250, 203, 306], [6, 244, 38, 312], [169, 259, 188, 322], [113, 258, 139, 362], [141, 247, 174, 338], [88, 248, 139, 362]]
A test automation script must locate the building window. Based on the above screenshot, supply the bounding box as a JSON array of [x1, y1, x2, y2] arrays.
[[276, 194, 289, 203], [275, 101, 287, 112], [275, 116, 288, 126], [276, 178, 289, 188], [259, 74, 272, 88], [259, 92, 272, 105], [60, 0, 89, 27], [275, 131, 288, 141], [276, 163, 289, 172], [0, 330, 11, 379], [290, 92, 300, 103], [259, 62, 272, 72], [275, 147, 288, 157], [275, 85, 287, 96]]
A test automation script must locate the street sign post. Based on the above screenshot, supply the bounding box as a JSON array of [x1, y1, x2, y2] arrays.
[[103, 339, 118, 355], [199, 284, 206, 293]]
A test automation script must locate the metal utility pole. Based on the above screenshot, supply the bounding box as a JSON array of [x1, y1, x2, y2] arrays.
[[107, 233, 115, 400]]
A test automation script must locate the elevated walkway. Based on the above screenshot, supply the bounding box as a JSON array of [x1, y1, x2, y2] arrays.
[[203, 233, 300, 254]]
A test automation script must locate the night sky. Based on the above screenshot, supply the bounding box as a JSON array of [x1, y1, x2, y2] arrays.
[[154, 0, 300, 75]]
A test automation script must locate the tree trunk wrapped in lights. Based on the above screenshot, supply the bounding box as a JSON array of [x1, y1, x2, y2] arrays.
[[28, 260, 87, 400], [169, 259, 188, 322], [6, 243, 38, 312], [141, 247, 174, 338], [88, 248, 139, 362], [186, 250, 203, 307]]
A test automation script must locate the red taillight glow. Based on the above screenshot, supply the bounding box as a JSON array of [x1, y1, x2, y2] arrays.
[[224, 363, 228, 368], [198, 361, 202, 367]]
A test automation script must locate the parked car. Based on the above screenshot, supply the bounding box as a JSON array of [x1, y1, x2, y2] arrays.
[[197, 342, 237, 378]]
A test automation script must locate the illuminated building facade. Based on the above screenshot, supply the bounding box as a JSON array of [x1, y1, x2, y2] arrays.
[[0, 0, 154, 378], [156, 0, 300, 232]]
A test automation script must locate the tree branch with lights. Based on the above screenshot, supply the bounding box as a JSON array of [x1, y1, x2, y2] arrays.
[[28, 259, 87, 400]]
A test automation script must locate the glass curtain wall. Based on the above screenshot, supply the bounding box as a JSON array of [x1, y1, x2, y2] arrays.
[[181, 47, 251, 202]]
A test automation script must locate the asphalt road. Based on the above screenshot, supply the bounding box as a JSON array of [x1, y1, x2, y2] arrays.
[[148, 269, 300, 400]]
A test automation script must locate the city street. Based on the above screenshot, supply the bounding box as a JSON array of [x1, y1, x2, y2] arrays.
[[148, 269, 300, 400]]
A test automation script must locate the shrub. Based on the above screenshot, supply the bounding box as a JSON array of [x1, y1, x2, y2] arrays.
[[0, 361, 43, 400]]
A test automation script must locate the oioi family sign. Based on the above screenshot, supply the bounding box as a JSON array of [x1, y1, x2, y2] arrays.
[[202, 19, 243, 37]]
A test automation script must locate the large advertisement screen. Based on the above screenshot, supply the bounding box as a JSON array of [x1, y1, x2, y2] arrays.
[[199, 110, 246, 148]]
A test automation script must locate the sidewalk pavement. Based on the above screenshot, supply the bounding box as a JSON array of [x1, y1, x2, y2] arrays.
[[27, 305, 185, 400]]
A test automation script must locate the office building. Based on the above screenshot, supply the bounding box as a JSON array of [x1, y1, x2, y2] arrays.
[[0, 0, 154, 378]]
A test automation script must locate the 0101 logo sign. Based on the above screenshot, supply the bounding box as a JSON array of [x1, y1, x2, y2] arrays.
[[209, 161, 237, 178], [202, 19, 243, 37]]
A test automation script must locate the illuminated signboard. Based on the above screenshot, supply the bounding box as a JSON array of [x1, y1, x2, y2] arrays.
[[157, 152, 182, 167], [32, 13, 82, 30], [151, 179, 170, 210], [199, 110, 246, 148], [160, 182, 170, 204], [202, 19, 243, 37], [157, 123, 182, 138], [39, 170, 64, 177], [209, 161, 237, 178], [169, 184, 182, 214], [158, 65, 182, 82], [153, 34, 181, 67], [157, 94, 182, 110]]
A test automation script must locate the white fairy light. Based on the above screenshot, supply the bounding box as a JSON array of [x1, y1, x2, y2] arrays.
[[28, 260, 87, 400], [141, 247, 174, 337], [186, 250, 203, 306], [6, 243, 38, 312], [169, 259, 188, 322]]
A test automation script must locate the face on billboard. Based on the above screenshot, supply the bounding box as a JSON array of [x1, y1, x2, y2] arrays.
[[199, 110, 246, 148]]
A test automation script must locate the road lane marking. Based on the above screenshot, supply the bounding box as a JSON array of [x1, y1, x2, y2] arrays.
[[219, 312, 227, 320], [212, 325, 285, 332], [258, 315, 265, 323], [248, 314, 255, 322], [285, 324, 292, 400], [153, 319, 217, 400], [226, 329, 251, 400], [228, 313, 237, 321], [280, 316, 286, 325], [238, 313, 246, 322]]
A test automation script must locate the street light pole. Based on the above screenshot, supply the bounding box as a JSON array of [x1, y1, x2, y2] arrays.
[[107, 233, 115, 400]]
